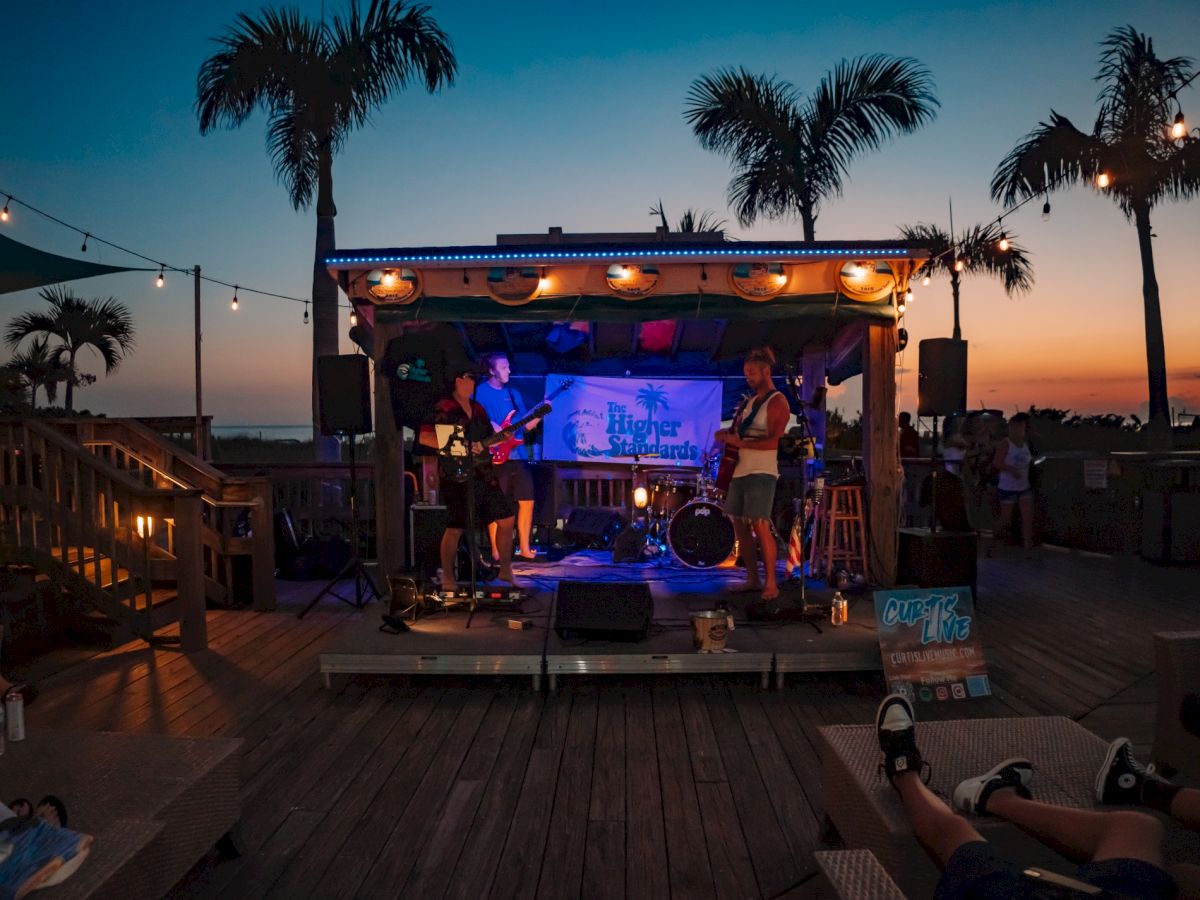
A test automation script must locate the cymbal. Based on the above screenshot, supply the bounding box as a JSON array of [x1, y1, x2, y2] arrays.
[[610, 452, 661, 459]]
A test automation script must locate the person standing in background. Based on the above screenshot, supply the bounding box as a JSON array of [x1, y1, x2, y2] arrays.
[[992, 412, 1035, 556]]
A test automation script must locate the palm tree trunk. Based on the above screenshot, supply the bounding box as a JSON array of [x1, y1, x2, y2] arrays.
[[311, 140, 341, 460], [950, 271, 962, 341], [64, 347, 78, 411], [800, 206, 816, 242], [1133, 200, 1172, 450]]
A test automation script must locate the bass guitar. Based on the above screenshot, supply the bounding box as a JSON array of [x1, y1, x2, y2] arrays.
[[488, 378, 576, 465]]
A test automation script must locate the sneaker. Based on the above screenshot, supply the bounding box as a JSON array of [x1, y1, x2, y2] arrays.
[[876, 693, 926, 782], [1096, 738, 1168, 805], [952, 758, 1033, 815]]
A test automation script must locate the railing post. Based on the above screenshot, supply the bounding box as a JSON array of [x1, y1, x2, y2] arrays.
[[250, 478, 277, 611], [174, 491, 207, 651]]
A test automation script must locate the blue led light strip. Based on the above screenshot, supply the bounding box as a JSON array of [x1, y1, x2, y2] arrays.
[[327, 247, 912, 265]]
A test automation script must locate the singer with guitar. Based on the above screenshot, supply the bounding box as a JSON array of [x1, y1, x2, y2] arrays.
[[475, 352, 542, 561], [419, 368, 517, 592], [714, 348, 790, 607]]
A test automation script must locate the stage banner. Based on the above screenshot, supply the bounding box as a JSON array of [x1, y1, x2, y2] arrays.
[[873, 586, 991, 702], [541, 375, 721, 464]]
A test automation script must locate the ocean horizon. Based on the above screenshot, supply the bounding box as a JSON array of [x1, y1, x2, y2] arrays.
[[212, 424, 313, 442]]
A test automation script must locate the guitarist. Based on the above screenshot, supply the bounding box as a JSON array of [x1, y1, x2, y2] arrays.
[[714, 348, 790, 608], [419, 368, 516, 592], [475, 352, 542, 561]]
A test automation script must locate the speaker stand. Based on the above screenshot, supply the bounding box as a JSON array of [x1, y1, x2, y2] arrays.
[[298, 431, 380, 619]]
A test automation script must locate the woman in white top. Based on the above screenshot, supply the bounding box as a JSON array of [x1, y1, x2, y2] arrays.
[[992, 413, 1034, 554]]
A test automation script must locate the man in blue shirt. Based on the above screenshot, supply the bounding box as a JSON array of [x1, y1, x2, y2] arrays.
[[474, 352, 541, 560]]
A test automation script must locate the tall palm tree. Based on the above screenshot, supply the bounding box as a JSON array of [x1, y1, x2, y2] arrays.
[[991, 26, 1199, 446], [685, 57, 938, 240], [899, 222, 1034, 340], [196, 1, 457, 452], [5, 336, 70, 408], [4, 286, 136, 411]]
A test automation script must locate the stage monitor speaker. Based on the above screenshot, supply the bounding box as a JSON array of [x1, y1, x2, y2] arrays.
[[611, 525, 646, 563], [563, 508, 627, 549], [554, 580, 653, 641], [318, 354, 372, 435], [898, 527, 978, 597], [409, 504, 447, 576], [917, 338, 968, 417]]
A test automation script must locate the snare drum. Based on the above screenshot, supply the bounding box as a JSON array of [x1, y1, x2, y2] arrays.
[[667, 499, 736, 568], [650, 476, 697, 518]]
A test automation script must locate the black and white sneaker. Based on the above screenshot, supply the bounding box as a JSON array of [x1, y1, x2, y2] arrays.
[[952, 758, 1033, 815], [1095, 737, 1168, 805], [876, 693, 927, 783]]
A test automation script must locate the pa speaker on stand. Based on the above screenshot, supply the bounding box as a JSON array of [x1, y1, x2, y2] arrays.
[[917, 338, 968, 418]]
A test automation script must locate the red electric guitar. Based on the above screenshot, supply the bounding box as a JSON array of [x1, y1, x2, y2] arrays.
[[487, 378, 575, 465]]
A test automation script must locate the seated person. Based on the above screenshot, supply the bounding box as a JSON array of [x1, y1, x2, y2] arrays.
[[419, 369, 516, 593], [876, 693, 1178, 899]]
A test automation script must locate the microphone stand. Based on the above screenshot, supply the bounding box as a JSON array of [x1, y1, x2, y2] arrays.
[[438, 427, 483, 629]]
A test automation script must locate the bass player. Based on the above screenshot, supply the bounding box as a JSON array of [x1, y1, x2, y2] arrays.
[[419, 367, 516, 592], [713, 347, 790, 608]]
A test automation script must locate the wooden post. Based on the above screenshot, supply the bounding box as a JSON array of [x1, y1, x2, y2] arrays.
[[250, 477, 277, 611], [373, 317, 406, 578], [174, 491, 207, 651], [194, 265, 205, 459], [801, 348, 827, 459], [861, 321, 900, 586]]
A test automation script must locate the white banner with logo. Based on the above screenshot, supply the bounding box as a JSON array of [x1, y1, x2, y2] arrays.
[[541, 375, 722, 464]]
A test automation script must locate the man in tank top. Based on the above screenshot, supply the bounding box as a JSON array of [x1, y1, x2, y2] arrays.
[[714, 348, 791, 606]]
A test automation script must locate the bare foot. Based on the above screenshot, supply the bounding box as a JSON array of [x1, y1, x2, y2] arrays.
[[760, 585, 780, 602]]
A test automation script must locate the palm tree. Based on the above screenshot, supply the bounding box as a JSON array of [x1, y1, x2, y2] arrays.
[[899, 222, 1034, 340], [4, 286, 136, 410], [649, 200, 728, 234], [991, 26, 1199, 446], [685, 57, 938, 240], [636, 384, 669, 428], [5, 336, 70, 408], [196, 1, 457, 451]]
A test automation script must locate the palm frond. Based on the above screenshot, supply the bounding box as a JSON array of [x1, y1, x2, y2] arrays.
[[957, 223, 1035, 295], [990, 111, 1101, 206], [267, 107, 321, 210], [676, 208, 728, 233], [684, 68, 801, 169], [1158, 136, 1200, 202]]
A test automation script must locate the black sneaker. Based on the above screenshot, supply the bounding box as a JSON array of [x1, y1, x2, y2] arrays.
[[1096, 738, 1169, 805], [876, 693, 926, 783], [952, 758, 1033, 815]]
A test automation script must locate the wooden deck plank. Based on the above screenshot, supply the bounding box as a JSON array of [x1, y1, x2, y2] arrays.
[[695, 781, 764, 898], [623, 686, 670, 900], [679, 680, 728, 784]]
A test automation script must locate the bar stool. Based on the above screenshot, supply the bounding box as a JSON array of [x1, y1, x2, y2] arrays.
[[809, 484, 867, 578]]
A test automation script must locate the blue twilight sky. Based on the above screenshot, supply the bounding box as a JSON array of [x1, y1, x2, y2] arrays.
[[2, 0, 1198, 425]]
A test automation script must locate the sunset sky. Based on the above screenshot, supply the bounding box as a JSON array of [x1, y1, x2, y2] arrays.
[[3, 0, 1198, 427]]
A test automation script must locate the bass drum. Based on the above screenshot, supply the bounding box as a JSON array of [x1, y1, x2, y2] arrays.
[[667, 500, 736, 569]]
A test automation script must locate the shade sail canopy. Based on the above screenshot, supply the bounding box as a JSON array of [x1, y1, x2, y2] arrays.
[[0, 233, 148, 295]]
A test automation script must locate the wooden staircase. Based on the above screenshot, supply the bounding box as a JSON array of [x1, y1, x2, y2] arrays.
[[0, 418, 276, 651]]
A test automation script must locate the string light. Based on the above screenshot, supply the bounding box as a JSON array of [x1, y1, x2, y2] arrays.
[[904, 289, 914, 303], [303, 302, 309, 324], [156, 266, 165, 288], [1171, 111, 1186, 139], [231, 287, 239, 311], [349, 306, 358, 327], [921, 274, 931, 287], [538, 268, 550, 292], [1, 197, 9, 222], [954, 258, 965, 272], [81, 233, 89, 253], [997, 232, 1009, 252], [1096, 172, 1112, 189]]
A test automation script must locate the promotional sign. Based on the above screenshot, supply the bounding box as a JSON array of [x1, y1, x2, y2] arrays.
[[541, 375, 721, 464], [874, 586, 990, 702]]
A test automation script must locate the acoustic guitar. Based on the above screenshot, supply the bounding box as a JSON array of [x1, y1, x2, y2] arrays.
[[714, 393, 752, 494], [487, 378, 576, 465]]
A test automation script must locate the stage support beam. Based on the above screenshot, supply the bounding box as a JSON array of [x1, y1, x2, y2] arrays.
[[374, 317, 407, 579], [801, 348, 826, 458], [861, 321, 899, 586]]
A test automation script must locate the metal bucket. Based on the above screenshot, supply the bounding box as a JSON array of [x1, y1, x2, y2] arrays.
[[690, 609, 730, 652]]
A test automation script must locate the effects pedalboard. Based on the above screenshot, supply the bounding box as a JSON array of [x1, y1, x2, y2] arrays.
[[435, 587, 527, 605]]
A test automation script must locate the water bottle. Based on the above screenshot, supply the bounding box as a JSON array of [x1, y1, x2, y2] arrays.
[[5, 691, 25, 742], [831, 591, 848, 626]]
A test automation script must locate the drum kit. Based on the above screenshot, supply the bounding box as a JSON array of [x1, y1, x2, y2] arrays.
[[618, 450, 735, 568]]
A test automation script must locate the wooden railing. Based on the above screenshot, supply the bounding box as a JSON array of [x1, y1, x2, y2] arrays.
[[48, 418, 276, 611], [138, 415, 213, 460], [0, 419, 207, 649]]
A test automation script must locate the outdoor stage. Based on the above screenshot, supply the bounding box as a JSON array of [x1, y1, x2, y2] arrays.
[[318, 551, 883, 689]]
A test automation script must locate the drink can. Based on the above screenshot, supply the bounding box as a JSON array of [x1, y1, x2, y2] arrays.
[[5, 692, 25, 741]]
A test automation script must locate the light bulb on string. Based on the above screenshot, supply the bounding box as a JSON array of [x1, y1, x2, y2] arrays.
[[954, 258, 965, 272], [303, 303, 309, 325], [1171, 111, 1186, 139], [231, 287, 239, 311], [897, 301, 907, 316], [921, 274, 931, 287], [904, 289, 914, 303], [81, 234, 89, 253], [349, 307, 358, 327], [997, 232, 1009, 252], [1, 197, 10, 222], [538, 267, 550, 292], [1096, 172, 1112, 189], [155, 266, 165, 288], [1041, 199, 1051, 221]]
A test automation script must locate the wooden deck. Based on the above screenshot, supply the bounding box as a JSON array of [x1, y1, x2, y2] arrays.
[[19, 545, 1198, 899]]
